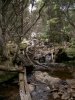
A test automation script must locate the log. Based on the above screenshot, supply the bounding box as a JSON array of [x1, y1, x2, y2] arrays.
[[34, 63, 75, 73], [0, 62, 75, 73], [0, 65, 24, 72], [19, 66, 31, 100]]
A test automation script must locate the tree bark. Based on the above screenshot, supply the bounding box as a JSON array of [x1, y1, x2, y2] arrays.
[[1, 0, 7, 58]]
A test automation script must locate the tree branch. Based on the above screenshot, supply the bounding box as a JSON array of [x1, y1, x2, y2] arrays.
[[23, 1, 46, 36], [62, 3, 75, 28]]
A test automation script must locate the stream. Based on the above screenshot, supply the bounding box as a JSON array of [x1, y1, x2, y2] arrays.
[[0, 68, 75, 100], [0, 83, 19, 100]]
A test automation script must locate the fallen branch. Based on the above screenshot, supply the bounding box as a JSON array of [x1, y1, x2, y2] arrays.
[[0, 65, 24, 73], [23, 1, 46, 36], [62, 3, 75, 29], [34, 63, 75, 73]]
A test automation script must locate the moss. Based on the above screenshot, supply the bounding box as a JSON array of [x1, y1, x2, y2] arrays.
[[63, 60, 75, 66], [66, 48, 75, 57], [0, 72, 17, 83]]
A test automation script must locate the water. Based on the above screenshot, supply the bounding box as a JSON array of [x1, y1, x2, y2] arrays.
[[0, 84, 20, 100], [0, 66, 74, 100], [49, 70, 73, 79]]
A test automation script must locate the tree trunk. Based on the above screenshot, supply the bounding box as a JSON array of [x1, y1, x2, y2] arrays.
[[1, 0, 7, 58]]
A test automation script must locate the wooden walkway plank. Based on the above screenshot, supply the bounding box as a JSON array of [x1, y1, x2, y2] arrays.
[[19, 66, 31, 100]]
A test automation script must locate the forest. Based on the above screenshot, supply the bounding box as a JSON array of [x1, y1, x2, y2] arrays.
[[0, 0, 75, 100]]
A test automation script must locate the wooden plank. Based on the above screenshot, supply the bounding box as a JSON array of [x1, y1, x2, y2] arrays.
[[19, 72, 27, 100], [19, 66, 31, 100], [24, 68, 31, 100]]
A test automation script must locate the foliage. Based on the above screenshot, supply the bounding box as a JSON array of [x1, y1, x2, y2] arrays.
[[70, 37, 75, 48], [38, 0, 75, 45], [38, 32, 48, 41], [66, 47, 75, 57]]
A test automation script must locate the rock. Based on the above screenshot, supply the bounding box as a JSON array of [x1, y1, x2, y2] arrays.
[[72, 90, 75, 98], [45, 53, 52, 63], [32, 91, 36, 96], [0, 96, 6, 100], [68, 98, 73, 100], [61, 92, 70, 100], [29, 84, 35, 92], [52, 92, 60, 99], [52, 89, 58, 92], [34, 71, 60, 85], [58, 91, 63, 97], [66, 79, 75, 89], [28, 71, 75, 100], [67, 79, 75, 84], [30, 83, 50, 100]]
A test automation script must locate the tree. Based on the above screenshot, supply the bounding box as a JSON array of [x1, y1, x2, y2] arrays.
[[37, 0, 75, 46]]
